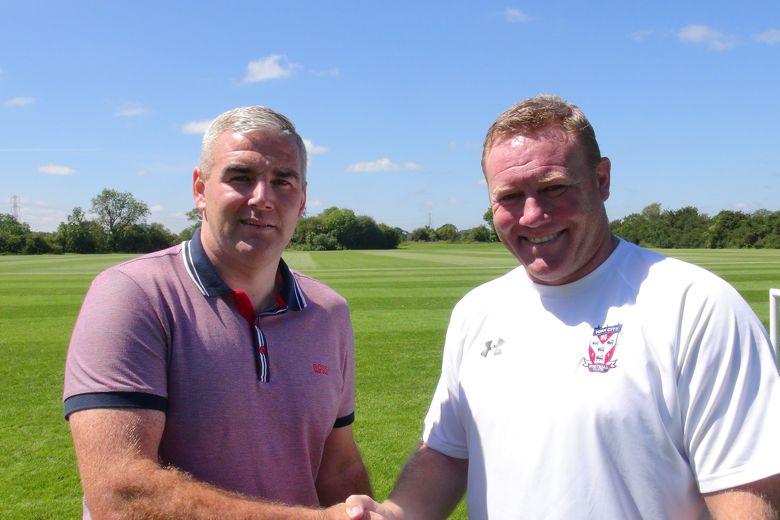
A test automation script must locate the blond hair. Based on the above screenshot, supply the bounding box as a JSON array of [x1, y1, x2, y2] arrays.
[[482, 95, 601, 172]]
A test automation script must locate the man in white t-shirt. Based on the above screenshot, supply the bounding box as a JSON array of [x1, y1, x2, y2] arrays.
[[346, 95, 780, 519]]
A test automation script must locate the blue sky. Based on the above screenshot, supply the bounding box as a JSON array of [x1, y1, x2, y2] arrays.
[[2, 1, 778, 234]]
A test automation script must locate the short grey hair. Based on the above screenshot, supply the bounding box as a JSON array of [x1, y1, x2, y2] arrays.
[[199, 105, 307, 182]]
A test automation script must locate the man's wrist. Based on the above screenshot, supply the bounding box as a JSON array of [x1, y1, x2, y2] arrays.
[[383, 499, 405, 520]]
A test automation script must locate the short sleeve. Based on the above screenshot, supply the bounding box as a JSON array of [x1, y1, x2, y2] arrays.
[[678, 278, 780, 492], [335, 301, 356, 427], [422, 300, 470, 459], [63, 267, 170, 417]]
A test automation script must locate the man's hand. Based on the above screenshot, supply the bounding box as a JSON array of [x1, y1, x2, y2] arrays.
[[341, 495, 400, 520]]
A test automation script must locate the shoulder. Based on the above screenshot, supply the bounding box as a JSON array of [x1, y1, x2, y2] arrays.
[[84, 244, 186, 310], [109, 243, 184, 279], [615, 243, 757, 333], [450, 266, 527, 321], [612, 241, 735, 296], [92, 244, 184, 289], [292, 270, 348, 309]]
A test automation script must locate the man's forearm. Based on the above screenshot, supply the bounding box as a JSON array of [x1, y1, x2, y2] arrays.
[[317, 458, 373, 506], [704, 476, 780, 520], [384, 444, 467, 520], [84, 458, 327, 520]]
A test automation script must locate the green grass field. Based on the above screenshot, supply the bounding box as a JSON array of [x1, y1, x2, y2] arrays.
[[1, 244, 779, 519]]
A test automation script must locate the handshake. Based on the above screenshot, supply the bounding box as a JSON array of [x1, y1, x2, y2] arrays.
[[323, 495, 402, 520]]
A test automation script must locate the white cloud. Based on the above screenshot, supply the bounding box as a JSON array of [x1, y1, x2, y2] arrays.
[[137, 169, 147, 176], [678, 24, 736, 50], [115, 104, 148, 117], [346, 158, 421, 173], [448, 197, 462, 205], [244, 54, 298, 82], [38, 164, 76, 176], [754, 28, 780, 45], [150, 204, 163, 213], [182, 120, 212, 134], [303, 138, 329, 155], [4, 96, 35, 107], [505, 8, 530, 22], [307, 199, 324, 208]]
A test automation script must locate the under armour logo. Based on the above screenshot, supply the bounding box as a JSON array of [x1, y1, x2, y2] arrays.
[[481, 338, 504, 357]]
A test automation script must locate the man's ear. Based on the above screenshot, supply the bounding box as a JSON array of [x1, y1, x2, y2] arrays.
[[595, 157, 611, 202], [297, 183, 307, 219], [193, 168, 207, 212]]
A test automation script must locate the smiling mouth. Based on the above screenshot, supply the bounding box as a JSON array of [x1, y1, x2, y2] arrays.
[[241, 219, 275, 229], [526, 232, 561, 244]]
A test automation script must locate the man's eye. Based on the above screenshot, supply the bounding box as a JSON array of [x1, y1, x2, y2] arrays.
[[272, 178, 292, 186], [497, 192, 522, 203], [229, 175, 251, 183], [541, 185, 567, 198]]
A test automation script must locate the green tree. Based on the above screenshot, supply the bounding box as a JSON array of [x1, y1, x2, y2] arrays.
[[483, 207, 498, 241], [56, 207, 108, 253], [320, 207, 360, 248], [434, 224, 459, 242], [23, 232, 59, 254], [707, 210, 749, 248], [377, 223, 402, 249], [0, 213, 32, 253], [289, 208, 400, 250], [179, 208, 202, 241], [91, 189, 150, 252], [463, 226, 492, 242], [116, 223, 178, 253], [409, 226, 435, 241], [662, 206, 709, 248]]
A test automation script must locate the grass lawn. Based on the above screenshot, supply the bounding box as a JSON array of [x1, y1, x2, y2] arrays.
[[1, 244, 778, 519]]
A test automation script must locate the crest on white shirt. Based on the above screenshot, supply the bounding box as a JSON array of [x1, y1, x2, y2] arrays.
[[582, 324, 621, 373]]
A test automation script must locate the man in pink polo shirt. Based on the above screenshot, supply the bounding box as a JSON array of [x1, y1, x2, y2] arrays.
[[64, 106, 371, 519]]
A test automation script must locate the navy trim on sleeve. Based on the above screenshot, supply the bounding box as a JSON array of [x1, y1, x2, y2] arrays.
[[333, 411, 355, 428], [64, 391, 168, 420]]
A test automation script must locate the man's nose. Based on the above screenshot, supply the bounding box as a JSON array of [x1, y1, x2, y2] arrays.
[[248, 180, 273, 208], [518, 196, 550, 227]]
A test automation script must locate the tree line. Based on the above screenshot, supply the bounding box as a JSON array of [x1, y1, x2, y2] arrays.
[[0, 189, 182, 255], [610, 203, 780, 249], [0, 189, 496, 255], [3, 191, 778, 255]]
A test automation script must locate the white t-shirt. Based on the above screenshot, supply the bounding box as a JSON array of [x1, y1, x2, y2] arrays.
[[423, 240, 780, 519]]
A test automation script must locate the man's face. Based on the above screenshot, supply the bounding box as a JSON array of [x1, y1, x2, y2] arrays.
[[484, 128, 613, 285], [193, 130, 306, 270]]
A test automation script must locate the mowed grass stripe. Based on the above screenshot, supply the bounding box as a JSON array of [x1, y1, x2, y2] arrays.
[[1, 245, 779, 519]]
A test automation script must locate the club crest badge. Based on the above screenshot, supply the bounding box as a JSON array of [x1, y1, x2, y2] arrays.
[[582, 324, 622, 373]]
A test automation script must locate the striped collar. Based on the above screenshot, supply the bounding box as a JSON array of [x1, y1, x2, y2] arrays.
[[181, 228, 307, 312]]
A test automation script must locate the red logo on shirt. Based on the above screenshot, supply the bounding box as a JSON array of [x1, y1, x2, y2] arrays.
[[312, 363, 329, 375], [582, 324, 622, 373]]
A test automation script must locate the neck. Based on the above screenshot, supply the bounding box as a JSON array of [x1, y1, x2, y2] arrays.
[[219, 262, 280, 313], [202, 245, 281, 312]]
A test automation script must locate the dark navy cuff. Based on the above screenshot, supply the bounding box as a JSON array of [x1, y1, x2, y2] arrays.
[[64, 391, 167, 420], [334, 411, 355, 428]]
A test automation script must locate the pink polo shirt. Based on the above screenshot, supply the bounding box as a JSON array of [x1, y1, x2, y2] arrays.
[[64, 229, 355, 514]]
